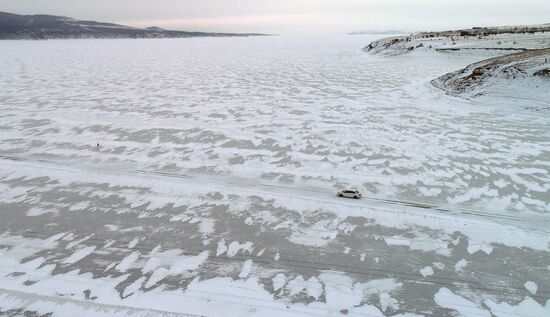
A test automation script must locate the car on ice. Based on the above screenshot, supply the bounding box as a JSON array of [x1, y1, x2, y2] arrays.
[[337, 189, 362, 199]]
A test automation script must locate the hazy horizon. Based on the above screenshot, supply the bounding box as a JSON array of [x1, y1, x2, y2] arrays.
[[1, 0, 550, 35]]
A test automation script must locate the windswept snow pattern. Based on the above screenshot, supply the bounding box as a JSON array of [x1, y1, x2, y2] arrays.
[[0, 37, 548, 215], [0, 36, 549, 316]]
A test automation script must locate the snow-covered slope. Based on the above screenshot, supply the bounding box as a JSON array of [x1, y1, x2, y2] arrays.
[[432, 48, 550, 101], [364, 25, 550, 56], [364, 25, 550, 102]]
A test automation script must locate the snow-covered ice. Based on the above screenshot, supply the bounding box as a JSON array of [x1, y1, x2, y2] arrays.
[[0, 35, 548, 316], [419, 266, 434, 277], [454, 259, 468, 273], [63, 246, 96, 264], [525, 281, 538, 295], [434, 288, 491, 317]]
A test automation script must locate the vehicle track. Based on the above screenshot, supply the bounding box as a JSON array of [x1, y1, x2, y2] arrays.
[[0, 155, 547, 233]]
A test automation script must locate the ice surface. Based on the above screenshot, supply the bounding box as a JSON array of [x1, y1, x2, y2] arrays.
[[272, 273, 286, 292], [238, 259, 253, 279], [454, 259, 468, 273], [168, 251, 209, 275], [63, 246, 96, 264], [115, 251, 140, 272], [435, 288, 491, 317], [26, 207, 54, 217], [226, 241, 254, 257], [0, 35, 548, 317], [484, 296, 550, 317], [524, 281, 538, 295], [0, 36, 548, 216], [216, 239, 228, 256], [419, 266, 434, 277]]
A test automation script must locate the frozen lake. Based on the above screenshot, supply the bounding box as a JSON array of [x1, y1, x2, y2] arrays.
[[0, 36, 549, 316], [1, 35, 548, 215]]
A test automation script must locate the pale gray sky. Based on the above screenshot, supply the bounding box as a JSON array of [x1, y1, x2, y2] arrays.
[[1, 0, 549, 34]]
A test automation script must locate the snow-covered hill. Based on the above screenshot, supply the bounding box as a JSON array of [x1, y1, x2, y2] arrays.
[[364, 25, 550, 101], [0, 11, 265, 39], [364, 24, 550, 55], [432, 48, 550, 102]]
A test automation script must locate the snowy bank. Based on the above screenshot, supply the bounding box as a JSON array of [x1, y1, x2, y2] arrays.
[[431, 48, 550, 100]]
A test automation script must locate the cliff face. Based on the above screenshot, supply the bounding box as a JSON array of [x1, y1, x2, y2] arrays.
[[0, 11, 262, 39]]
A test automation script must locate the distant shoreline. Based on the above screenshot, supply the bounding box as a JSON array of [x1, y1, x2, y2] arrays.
[[363, 24, 550, 101], [0, 11, 269, 40]]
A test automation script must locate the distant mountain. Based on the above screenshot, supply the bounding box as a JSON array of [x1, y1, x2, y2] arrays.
[[349, 30, 408, 35], [0, 11, 266, 39]]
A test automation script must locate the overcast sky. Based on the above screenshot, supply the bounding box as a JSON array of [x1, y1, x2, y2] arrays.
[[2, 0, 549, 34]]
